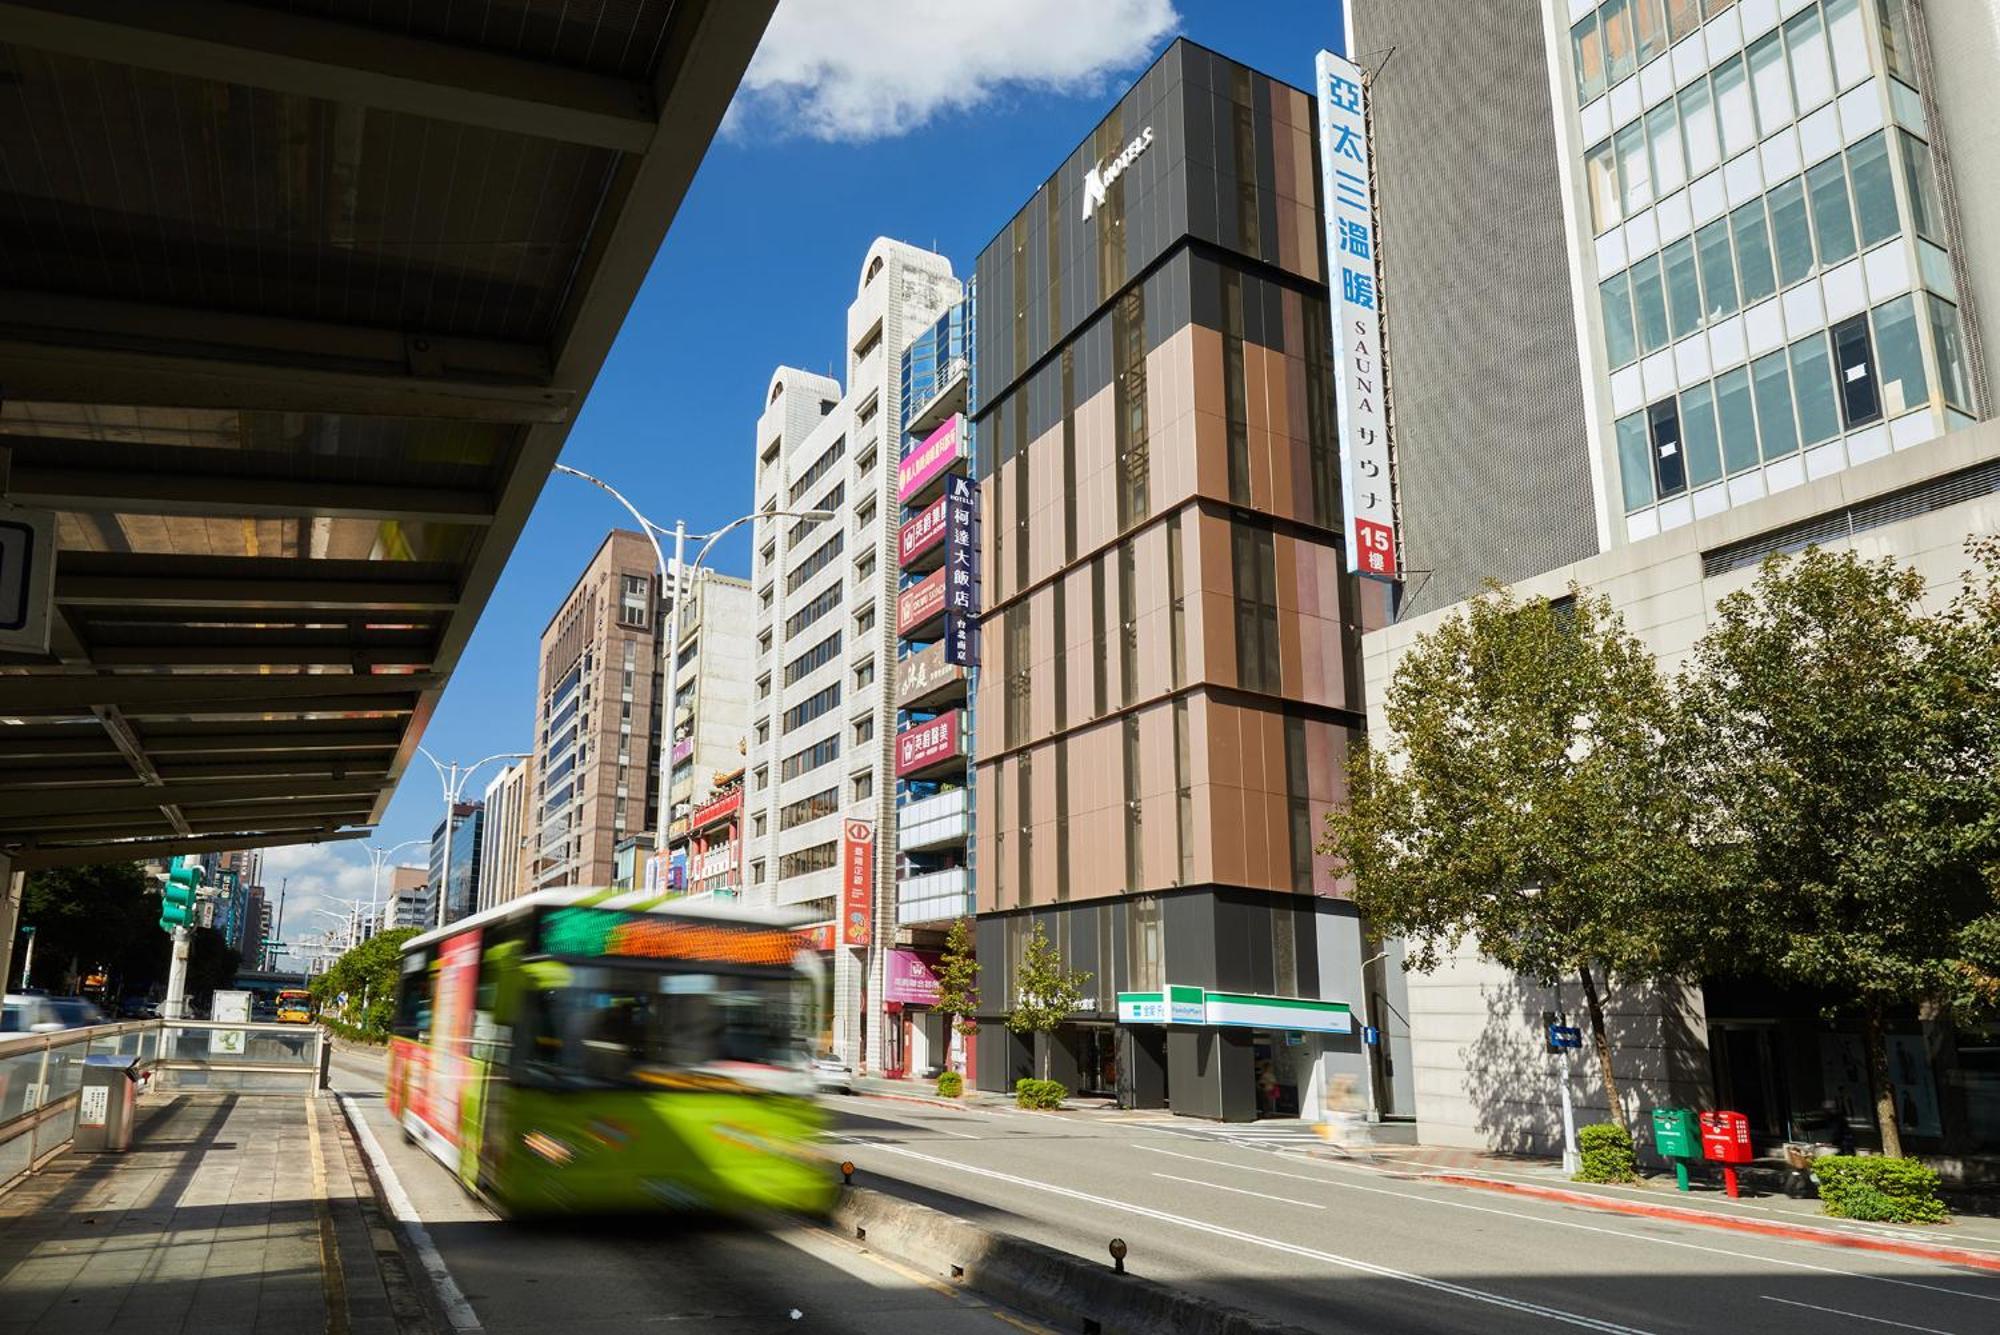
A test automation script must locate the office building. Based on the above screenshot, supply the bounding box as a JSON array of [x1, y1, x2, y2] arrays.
[[1354, 0, 1999, 1157], [477, 758, 533, 913], [429, 801, 482, 927], [657, 572, 757, 892], [390, 867, 435, 931], [530, 530, 668, 890], [747, 240, 962, 1073], [965, 40, 1388, 1121], [890, 300, 976, 1078]]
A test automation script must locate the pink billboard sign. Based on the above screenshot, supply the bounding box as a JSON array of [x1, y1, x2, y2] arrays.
[[898, 568, 948, 635], [898, 414, 964, 504], [884, 948, 942, 1006], [898, 493, 949, 566], [895, 710, 963, 777]]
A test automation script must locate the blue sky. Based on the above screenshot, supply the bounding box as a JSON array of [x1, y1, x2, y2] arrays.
[[270, 1, 1348, 954]]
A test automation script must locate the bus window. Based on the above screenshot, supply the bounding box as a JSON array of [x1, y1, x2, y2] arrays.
[[518, 967, 804, 1089], [394, 960, 431, 1040]]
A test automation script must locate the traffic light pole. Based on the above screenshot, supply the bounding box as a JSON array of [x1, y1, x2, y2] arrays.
[[162, 925, 192, 1020]]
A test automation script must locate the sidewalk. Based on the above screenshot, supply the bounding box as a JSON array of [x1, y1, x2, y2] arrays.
[[0, 1090, 435, 1335]]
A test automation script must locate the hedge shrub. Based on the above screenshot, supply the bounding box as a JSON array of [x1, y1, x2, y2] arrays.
[[1813, 1155, 1947, 1224], [1573, 1122, 1639, 1183], [1014, 1077, 1067, 1110], [936, 1071, 964, 1099]]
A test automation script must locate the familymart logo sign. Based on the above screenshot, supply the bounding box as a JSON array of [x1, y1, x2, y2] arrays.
[[1081, 126, 1154, 221]]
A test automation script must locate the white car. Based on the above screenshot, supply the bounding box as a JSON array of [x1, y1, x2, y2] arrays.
[[2, 994, 105, 1033], [811, 1054, 854, 1095]]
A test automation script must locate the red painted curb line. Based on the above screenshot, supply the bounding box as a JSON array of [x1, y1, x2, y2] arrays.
[[854, 1089, 974, 1112], [1426, 1172, 2000, 1273]]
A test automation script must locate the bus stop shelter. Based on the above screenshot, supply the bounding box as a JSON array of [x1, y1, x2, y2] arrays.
[[0, 0, 774, 984]]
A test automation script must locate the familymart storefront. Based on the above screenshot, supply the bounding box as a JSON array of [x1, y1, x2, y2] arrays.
[[1117, 987, 1358, 1121]]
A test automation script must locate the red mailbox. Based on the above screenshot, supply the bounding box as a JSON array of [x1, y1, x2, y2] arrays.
[[1699, 1110, 1753, 1197], [1699, 1110, 1752, 1163]]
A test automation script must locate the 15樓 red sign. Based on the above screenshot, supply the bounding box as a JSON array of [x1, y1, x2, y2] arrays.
[[895, 710, 962, 777], [898, 493, 949, 566], [897, 568, 948, 635], [841, 817, 873, 947]]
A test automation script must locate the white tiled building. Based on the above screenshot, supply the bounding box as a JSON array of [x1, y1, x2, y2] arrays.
[[746, 240, 961, 1071]]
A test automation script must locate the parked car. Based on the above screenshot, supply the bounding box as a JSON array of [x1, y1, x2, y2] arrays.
[[811, 1053, 855, 1095], [117, 995, 160, 1020], [2, 994, 106, 1033]]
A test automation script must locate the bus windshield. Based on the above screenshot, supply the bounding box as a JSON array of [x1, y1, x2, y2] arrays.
[[520, 966, 806, 1091]]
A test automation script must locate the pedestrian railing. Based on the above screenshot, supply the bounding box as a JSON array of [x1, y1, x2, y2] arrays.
[[0, 1019, 327, 1193]]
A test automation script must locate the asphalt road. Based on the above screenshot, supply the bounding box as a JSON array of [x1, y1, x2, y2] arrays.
[[324, 1043, 1051, 1335], [819, 1091, 2000, 1335]]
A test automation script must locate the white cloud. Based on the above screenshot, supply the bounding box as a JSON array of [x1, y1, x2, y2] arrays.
[[733, 0, 1181, 142], [254, 842, 418, 967]]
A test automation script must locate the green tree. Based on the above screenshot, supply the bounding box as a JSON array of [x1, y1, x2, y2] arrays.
[[932, 916, 981, 1049], [1320, 585, 1704, 1132], [1681, 547, 2000, 1158], [1006, 921, 1091, 1082], [186, 928, 242, 1012], [15, 863, 157, 996], [310, 928, 420, 1040]]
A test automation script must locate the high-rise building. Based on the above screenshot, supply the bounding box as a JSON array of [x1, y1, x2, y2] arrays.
[[530, 530, 668, 890], [429, 801, 482, 927], [964, 40, 1389, 1121], [390, 867, 435, 931], [746, 240, 962, 1072], [1354, 0, 2000, 1157], [656, 572, 757, 893], [477, 758, 533, 913], [889, 299, 976, 1078]]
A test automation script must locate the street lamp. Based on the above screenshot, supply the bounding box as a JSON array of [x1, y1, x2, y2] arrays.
[[554, 462, 833, 866], [363, 839, 428, 941], [418, 747, 529, 929]]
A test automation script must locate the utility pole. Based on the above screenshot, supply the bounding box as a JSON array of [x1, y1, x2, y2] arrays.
[[17, 924, 34, 991]]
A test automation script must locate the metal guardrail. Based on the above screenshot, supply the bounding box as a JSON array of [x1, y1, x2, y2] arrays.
[[0, 1019, 327, 1194]]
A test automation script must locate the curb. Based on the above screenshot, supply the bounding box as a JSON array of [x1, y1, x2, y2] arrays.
[[831, 1185, 1317, 1335], [853, 1088, 976, 1112], [1425, 1172, 2000, 1274]]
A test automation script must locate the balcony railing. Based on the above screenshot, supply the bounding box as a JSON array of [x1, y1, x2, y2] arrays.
[[905, 357, 968, 438], [897, 787, 969, 852], [897, 864, 971, 926]]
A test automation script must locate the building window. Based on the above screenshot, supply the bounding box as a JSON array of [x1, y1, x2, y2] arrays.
[[1091, 556, 1109, 718], [1900, 132, 1943, 243], [1231, 525, 1280, 694], [1016, 750, 1032, 909], [783, 682, 842, 733], [618, 574, 651, 628], [854, 604, 875, 636], [1617, 412, 1653, 513], [1630, 252, 1669, 353], [751, 860, 765, 885], [1751, 351, 1800, 461], [1586, 139, 1621, 233], [756, 719, 771, 746], [787, 531, 845, 593], [851, 771, 873, 802], [1113, 287, 1149, 530], [856, 550, 876, 583], [1662, 237, 1701, 341], [1830, 314, 1881, 427], [789, 437, 846, 506], [1787, 5, 1834, 111], [780, 788, 839, 830], [1748, 29, 1793, 132], [1769, 177, 1814, 288], [1716, 365, 1759, 475], [1929, 295, 1975, 414], [1052, 579, 1068, 734], [1730, 201, 1776, 306], [753, 814, 767, 838], [1848, 133, 1900, 250], [853, 714, 874, 746], [1004, 603, 1030, 749], [1166, 515, 1185, 689], [1614, 119, 1651, 217], [1871, 294, 1929, 418], [1681, 382, 1723, 488], [853, 657, 875, 691], [1570, 10, 1604, 105], [1054, 739, 1070, 903], [1014, 408, 1030, 590], [780, 736, 840, 782], [1648, 399, 1686, 498], [1601, 0, 1635, 84], [1173, 698, 1192, 886], [1122, 715, 1143, 894], [1806, 156, 1858, 267], [1285, 716, 1311, 893], [1127, 895, 1161, 992], [783, 632, 841, 686], [1714, 54, 1755, 160], [1789, 333, 1843, 446], [1645, 99, 1683, 200], [756, 674, 771, 702], [1601, 272, 1636, 368], [779, 841, 838, 879], [1061, 347, 1078, 563], [1694, 220, 1737, 322], [1119, 539, 1138, 706], [1223, 268, 1251, 504]]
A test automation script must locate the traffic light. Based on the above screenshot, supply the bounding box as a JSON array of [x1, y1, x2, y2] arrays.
[[159, 856, 203, 933]]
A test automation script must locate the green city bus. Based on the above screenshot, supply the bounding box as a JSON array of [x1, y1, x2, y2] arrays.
[[386, 888, 836, 1216]]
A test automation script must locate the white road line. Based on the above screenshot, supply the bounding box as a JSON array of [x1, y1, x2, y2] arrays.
[[1761, 1295, 1960, 1333], [1129, 1143, 2000, 1307], [839, 1139, 1656, 1334], [335, 1091, 484, 1333], [1150, 1171, 1324, 1209]]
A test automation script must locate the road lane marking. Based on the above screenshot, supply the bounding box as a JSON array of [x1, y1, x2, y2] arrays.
[[1129, 1143, 2000, 1308], [336, 1091, 484, 1332], [1150, 1171, 1325, 1209], [834, 1138, 1657, 1334], [1761, 1295, 1959, 1333]]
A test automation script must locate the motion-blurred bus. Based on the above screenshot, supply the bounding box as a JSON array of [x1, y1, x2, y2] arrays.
[[385, 889, 833, 1216], [275, 989, 312, 1024]]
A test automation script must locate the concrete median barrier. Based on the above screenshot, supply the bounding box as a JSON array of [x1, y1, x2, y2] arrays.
[[830, 1185, 1319, 1335]]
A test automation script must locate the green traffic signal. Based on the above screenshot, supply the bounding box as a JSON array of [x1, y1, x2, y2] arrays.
[[158, 855, 205, 933]]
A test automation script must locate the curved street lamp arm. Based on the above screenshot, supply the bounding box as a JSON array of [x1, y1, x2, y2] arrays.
[[553, 463, 672, 592]]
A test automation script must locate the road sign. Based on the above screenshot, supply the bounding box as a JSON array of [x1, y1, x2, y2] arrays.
[[1547, 1024, 1582, 1051], [1362, 1025, 1380, 1046], [0, 506, 56, 653]]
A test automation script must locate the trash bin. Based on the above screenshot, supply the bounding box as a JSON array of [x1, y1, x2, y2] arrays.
[[76, 1055, 142, 1153]]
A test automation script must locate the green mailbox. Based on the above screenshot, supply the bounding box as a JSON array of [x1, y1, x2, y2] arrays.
[[1652, 1108, 1699, 1190]]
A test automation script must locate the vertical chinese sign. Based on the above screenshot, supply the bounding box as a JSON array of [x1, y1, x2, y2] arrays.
[[841, 818, 874, 947], [1315, 49, 1398, 580], [942, 473, 979, 665]]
